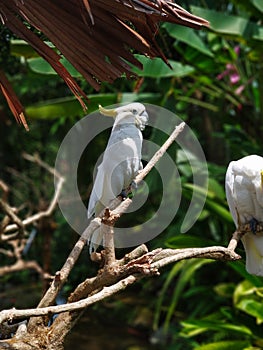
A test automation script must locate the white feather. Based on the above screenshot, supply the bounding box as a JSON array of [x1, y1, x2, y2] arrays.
[[225, 155, 263, 275], [87, 103, 148, 253]]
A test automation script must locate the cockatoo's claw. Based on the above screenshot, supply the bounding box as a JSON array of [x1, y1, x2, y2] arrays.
[[120, 189, 128, 199], [249, 217, 258, 234]]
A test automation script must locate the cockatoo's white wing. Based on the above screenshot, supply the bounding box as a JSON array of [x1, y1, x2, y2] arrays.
[[88, 127, 142, 216], [225, 154, 263, 276], [87, 162, 108, 218], [225, 161, 238, 227]]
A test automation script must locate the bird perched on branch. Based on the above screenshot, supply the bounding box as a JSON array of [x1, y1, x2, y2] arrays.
[[225, 155, 263, 276], [87, 103, 148, 253]]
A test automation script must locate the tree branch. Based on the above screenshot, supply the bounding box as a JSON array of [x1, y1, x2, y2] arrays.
[[2, 154, 65, 236], [134, 121, 185, 185], [0, 237, 241, 325], [29, 121, 187, 314], [0, 121, 242, 350]]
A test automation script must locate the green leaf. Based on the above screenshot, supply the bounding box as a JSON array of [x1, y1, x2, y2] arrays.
[[165, 234, 216, 249], [237, 299, 263, 324], [214, 283, 235, 298], [26, 94, 118, 120], [205, 198, 233, 222], [207, 178, 226, 201], [182, 182, 233, 222], [119, 92, 161, 104], [153, 260, 186, 330], [163, 23, 214, 57], [164, 260, 212, 330], [253, 27, 263, 41], [196, 340, 251, 350], [131, 55, 194, 78], [181, 319, 252, 337], [234, 280, 263, 323], [251, 0, 263, 13], [228, 261, 263, 287], [10, 40, 39, 59], [28, 57, 82, 77], [190, 6, 259, 39]]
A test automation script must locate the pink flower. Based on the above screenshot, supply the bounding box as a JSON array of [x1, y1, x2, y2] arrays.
[[217, 63, 240, 84], [230, 72, 240, 84], [235, 85, 245, 95]]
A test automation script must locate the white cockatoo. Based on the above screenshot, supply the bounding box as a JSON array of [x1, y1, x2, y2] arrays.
[[225, 155, 263, 276], [87, 103, 148, 252]]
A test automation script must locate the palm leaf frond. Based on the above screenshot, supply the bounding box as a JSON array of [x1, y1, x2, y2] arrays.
[[0, 0, 209, 129]]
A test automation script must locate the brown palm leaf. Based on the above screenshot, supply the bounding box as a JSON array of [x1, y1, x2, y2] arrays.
[[0, 0, 209, 129], [0, 69, 29, 130]]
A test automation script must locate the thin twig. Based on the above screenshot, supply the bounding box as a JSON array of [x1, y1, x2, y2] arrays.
[[0, 199, 24, 236], [134, 121, 185, 185], [0, 180, 9, 202], [227, 230, 243, 251], [3, 174, 64, 235], [22, 152, 61, 179]]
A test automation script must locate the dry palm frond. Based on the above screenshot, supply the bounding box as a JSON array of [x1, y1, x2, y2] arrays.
[[0, 0, 209, 129], [0, 69, 29, 131]]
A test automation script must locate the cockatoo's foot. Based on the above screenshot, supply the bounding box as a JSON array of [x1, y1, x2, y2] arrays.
[[120, 189, 128, 199], [120, 181, 138, 199], [249, 217, 258, 234]]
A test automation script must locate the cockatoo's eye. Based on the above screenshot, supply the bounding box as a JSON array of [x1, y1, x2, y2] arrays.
[[132, 109, 137, 115]]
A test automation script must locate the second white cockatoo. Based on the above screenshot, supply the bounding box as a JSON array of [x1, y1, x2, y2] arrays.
[[87, 103, 148, 253], [225, 154, 263, 276]]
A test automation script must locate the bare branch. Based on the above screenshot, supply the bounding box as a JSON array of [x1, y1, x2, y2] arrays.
[[0, 199, 24, 236], [29, 121, 186, 313], [0, 180, 9, 202], [152, 246, 241, 270], [0, 121, 241, 350], [22, 152, 61, 179], [0, 274, 137, 324], [135, 122, 185, 185], [0, 259, 48, 278], [33, 218, 101, 312], [3, 166, 64, 235], [0, 239, 241, 325]]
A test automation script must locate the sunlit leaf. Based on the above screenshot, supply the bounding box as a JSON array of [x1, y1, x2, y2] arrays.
[[251, 0, 263, 13], [234, 280, 263, 324], [214, 283, 235, 298], [253, 27, 263, 41], [191, 6, 259, 39], [27, 57, 82, 77], [181, 319, 252, 337], [10, 40, 39, 59], [131, 55, 195, 78], [163, 23, 214, 57], [195, 340, 251, 350]]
